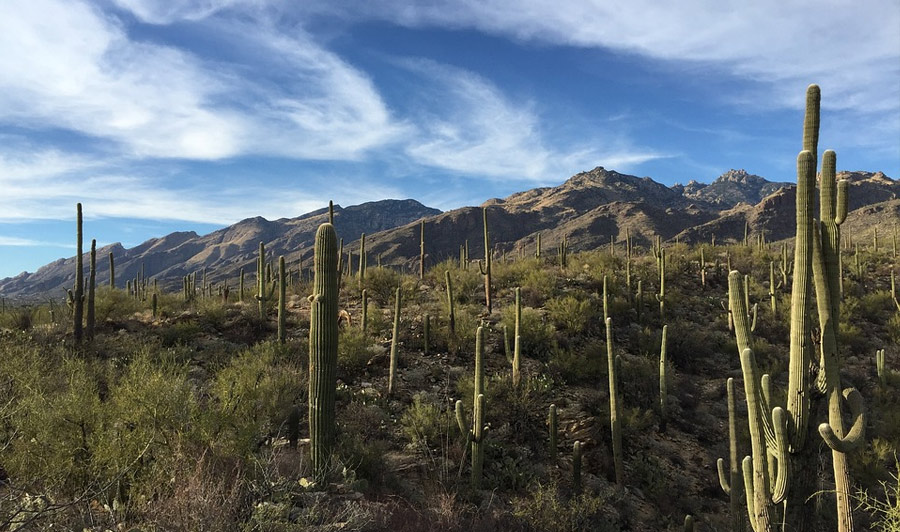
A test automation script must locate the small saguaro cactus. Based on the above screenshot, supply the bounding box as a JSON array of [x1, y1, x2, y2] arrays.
[[455, 326, 486, 488], [361, 289, 368, 334], [769, 261, 777, 315], [86, 239, 96, 342], [558, 235, 568, 268], [108, 251, 115, 289], [256, 242, 276, 318], [602, 275, 609, 321], [358, 233, 366, 291], [277, 256, 286, 344], [548, 404, 558, 461], [535, 232, 542, 259], [683, 515, 695, 532], [658, 324, 668, 433], [239, 268, 245, 302], [656, 248, 666, 321], [606, 317, 623, 486], [445, 270, 456, 335], [478, 207, 493, 313], [72, 203, 84, 344], [388, 286, 402, 395], [513, 286, 522, 387], [419, 220, 425, 279], [715, 377, 744, 532], [876, 349, 886, 387], [151, 292, 158, 318], [572, 441, 582, 495], [309, 223, 339, 480], [700, 246, 707, 287], [423, 314, 430, 355]]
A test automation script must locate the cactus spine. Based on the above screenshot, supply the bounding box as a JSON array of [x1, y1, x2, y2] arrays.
[[86, 239, 96, 341], [73, 203, 84, 345], [277, 256, 286, 344], [388, 286, 401, 395], [606, 317, 623, 486], [658, 324, 667, 433], [478, 208, 492, 313], [716, 377, 744, 532], [309, 223, 339, 480]]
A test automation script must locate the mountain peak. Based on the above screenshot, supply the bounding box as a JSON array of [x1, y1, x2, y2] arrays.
[[714, 169, 766, 185]]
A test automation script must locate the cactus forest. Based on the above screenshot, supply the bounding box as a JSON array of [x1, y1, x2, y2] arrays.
[[1, 86, 899, 532]]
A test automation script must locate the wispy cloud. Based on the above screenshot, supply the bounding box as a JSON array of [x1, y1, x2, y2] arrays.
[[399, 59, 666, 182], [0, 0, 405, 161], [0, 236, 73, 248]]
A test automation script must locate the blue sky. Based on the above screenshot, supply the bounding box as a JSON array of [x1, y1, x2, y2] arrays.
[[1, 0, 898, 279]]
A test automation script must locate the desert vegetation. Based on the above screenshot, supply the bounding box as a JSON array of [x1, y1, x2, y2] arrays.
[[0, 86, 898, 532]]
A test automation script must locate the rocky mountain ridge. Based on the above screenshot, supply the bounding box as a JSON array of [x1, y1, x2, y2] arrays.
[[2, 167, 897, 301]]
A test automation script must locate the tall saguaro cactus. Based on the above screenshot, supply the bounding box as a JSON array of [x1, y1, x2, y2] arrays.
[[388, 286, 401, 395], [108, 251, 115, 289], [419, 220, 425, 279], [86, 239, 96, 341], [73, 203, 84, 345], [478, 207, 492, 313], [455, 326, 486, 488], [658, 324, 668, 433], [277, 256, 286, 344], [716, 377, 745, 532], [309, 223, 339, 480], [606, 317, 623, 486]]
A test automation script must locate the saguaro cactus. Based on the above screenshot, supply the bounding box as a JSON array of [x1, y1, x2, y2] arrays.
[[309, 223, 339, 480], [876, 349, 886, 387], [478, 208, 492, 313], [715, 377, 745, 532], [455, 326, 486, 488], [73, 203, 84, 344], [445, 271, 456, 335], [358, 233, 366, 291], [256, 242, 275, 318], [513, 286, 522, 386], [277, 256, 286, 344], [606, 317, 623, 486], [108, 251, 115, 289], [419, 220, 425, 279], [388, 286, 401, 395], [548, 404, 558, 461], [86, 239, 96, 341], [572, 441, 582, 495], [658, 324, 668, 433]]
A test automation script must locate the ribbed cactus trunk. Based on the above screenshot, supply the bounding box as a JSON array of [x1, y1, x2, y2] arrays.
[[108, 252, 115, 289], [513, 287, 521, 387], [85, 239, 96, 341], [277, 256, 286, 344], [388, 286, 401, 395], [73, 203, 84, 345], [309, 223, 339, 480], [480, 208, 492, 313], [445, 271, 455, 335], [658, 324, 667, 433], [606, 317, 623, 486], [358, 233, 366, 291], [548, 404, 557, 461], [716, 377, 745, 532], [419, 220, 425, 280]]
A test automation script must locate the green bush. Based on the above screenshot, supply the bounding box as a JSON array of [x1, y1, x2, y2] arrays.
[[399, 393, 451, 450], [206, 341, 306, 458], [546, 294, 595, 334], [511, 480, 617, 532], [338, 326, 376, 379], [500, 305, 555, 362]]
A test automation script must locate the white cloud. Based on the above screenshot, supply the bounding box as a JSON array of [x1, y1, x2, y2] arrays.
[[400, 59, 666, 182], [0, 236, 72, 248], [0, 0, 404, 161], [328, 0, 899, 115]]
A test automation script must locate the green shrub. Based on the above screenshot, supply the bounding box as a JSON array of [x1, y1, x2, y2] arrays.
[[399, 393, 451, 449], [206, 342, 305, 458], [511, 480, 617, 532], [549, 340, 605, 383], [500, 305, 555, 362], [338, 326, 376, 379], [546, 294, 595, 334]]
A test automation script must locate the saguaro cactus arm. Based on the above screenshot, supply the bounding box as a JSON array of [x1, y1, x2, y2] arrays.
[[818, 388, 866, 454]]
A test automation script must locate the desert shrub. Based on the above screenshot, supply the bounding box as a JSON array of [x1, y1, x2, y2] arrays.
[[500, 305, 555, 362], [92, 285, 145, 323], [619, 356, 660, 411], [159, 319, 203, 347], [854, 461, 900, 532], [338, 326, 376, 380], [549, 340, 606, 383], [546, 294, 595, 334], [363, 267, 419, 307], [399, 393, 451, 450], [520, 266, 557, 307], [511, 480, 617, 532], [206, 342, 305, 458], [856, 291, 896, 322]]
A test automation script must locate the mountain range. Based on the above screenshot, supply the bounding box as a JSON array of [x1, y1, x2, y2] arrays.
[[2, 167, 897, 301]]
